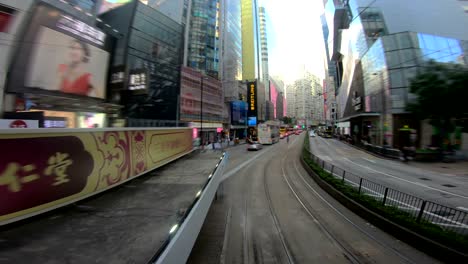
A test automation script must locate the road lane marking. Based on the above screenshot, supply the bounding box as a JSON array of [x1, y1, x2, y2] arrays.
[[362, 158, 376, 164], [342, 158, 468, 200], [291, 160, 414, 263], [295, 160, 468, 231]]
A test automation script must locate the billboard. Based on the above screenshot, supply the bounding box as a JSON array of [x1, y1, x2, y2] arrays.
[[230, 101, 247, 126], [247, 81, 257, 123], [7, 4, 112, 99], [0, 128, 192, 224]]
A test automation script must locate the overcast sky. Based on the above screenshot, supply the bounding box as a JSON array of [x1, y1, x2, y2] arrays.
[[259, 0, 326, 84]]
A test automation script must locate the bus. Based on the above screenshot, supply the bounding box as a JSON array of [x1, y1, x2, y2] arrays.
[[258, 121, 280, 144]]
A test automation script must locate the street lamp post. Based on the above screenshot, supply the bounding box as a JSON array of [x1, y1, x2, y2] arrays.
[[200, 76, 205, 149]]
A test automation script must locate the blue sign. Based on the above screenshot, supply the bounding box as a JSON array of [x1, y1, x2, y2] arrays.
[[248, 117, 257, 126], [231, 101, 247, 125]]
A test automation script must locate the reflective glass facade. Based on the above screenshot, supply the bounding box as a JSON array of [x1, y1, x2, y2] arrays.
[[221, 0, 243, 101], [102, 2, 183, 120], [187, 0, 220, 78], [362, 32, 468, 114]]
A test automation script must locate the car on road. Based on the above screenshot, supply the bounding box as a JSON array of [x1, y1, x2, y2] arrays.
[[247, 141, 263, 151], [309, 131, 316, 137]]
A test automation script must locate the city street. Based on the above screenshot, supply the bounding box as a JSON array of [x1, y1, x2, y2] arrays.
[[309, 136, 468, 210], [188, 134, 438, 263]]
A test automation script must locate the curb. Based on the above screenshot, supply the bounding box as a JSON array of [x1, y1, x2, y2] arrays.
[[299, 154, 468, 263]]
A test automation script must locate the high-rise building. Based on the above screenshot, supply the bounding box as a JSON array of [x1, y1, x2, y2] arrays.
[[220, 0, 243, 102], [185, 0, 221, 79], [258, 6, 269, 87], [101, 2, 184, 122], [270, 77, 285, 119], [241, 0, 259, 81], [286, 73, 322, 126], [140, 0, 186, 24], [286, 84, 296, 119], [328, 0, 468, 147]]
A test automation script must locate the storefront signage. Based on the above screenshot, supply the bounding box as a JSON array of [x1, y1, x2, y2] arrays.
[[128, 69, 148, 94]]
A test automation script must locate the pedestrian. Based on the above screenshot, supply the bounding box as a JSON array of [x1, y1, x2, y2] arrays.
[[287, 135, 290, 144]]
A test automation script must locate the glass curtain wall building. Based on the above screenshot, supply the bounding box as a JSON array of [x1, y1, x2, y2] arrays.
[[187, 0, 221, 79], [220, 0, 242, 102], [101, 1, 184, 121], [330, 0, 468, 147]]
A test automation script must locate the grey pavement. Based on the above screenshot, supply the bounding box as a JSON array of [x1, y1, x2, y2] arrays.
[[0, 151, 223, 264], [310, 136, 468, 209], [189, 134, 439, 263]]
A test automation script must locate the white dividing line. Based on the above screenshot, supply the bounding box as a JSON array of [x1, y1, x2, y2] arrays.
[[362, 158, 376, 164], [457, 207, 468, 212], [342, 157, 468, 200]]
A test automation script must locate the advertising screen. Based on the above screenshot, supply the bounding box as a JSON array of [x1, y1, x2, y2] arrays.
[[25, 26, 109, 99], [231, 101, 247, 126], [7, 4, 112, 100]]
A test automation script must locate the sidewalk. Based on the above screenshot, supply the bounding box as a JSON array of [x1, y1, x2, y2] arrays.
[[0, 151, 223, 264]]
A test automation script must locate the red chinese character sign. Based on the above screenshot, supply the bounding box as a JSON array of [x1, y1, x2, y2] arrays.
[[0, 128, 192, 224], [0, 136, 93, 216]]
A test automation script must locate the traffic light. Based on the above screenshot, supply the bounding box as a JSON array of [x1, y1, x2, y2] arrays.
[[302, 125, 305, 129]]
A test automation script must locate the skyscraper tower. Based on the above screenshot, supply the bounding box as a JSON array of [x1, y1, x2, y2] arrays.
[[185, 0, 221, 78], [241, 0, 259, 81], [258, 6, 269, 89]]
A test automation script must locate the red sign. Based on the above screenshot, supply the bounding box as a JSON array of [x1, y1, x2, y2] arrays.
[[0, 137, 94, 216], [9, 120, 28, 128]]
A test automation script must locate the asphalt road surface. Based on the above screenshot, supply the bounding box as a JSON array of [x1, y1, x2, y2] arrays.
[[309, 136, 468, 209], [188, 134, 439, 264]]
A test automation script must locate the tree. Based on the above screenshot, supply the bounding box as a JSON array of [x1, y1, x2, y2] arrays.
[[407, 60, 468, 147]]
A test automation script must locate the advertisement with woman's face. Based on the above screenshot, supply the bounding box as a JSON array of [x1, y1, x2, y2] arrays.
[[25, 26, 109, 99]]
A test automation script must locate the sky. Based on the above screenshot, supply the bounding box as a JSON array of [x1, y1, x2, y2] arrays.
[[259, 0, 326, 85]]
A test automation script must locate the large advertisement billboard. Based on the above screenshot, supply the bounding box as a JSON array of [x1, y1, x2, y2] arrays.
[[230, 101, 247, 126], [7, 4, 112, 99]]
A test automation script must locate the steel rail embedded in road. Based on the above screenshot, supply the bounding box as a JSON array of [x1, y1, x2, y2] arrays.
[[280, 148, 366, 264]]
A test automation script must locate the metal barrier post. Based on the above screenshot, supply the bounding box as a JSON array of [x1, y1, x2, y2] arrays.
[[330, 165, 334, 177], [342, 170, 345, 183], [417, 201, 427, 223], [322, 160, 325, 169], [382, 188, 388, 205], [358, 178, 363, 194]]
